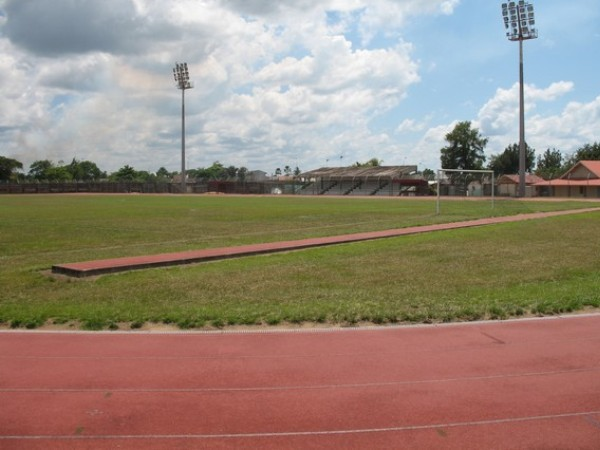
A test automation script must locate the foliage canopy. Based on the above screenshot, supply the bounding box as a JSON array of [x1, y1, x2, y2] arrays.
[[0, 156, 23, 181], [536, 148, 564, 180], [488, 143, 535, 176], [440, 121, 487, 171]]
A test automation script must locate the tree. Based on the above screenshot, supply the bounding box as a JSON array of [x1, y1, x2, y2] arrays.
[[28, 159, 104, 182], [535, 148, 563, 180], [206, 161, 226, 180], [111, 165, 137, 181], [185, 168, 200, 180], [66, 158, 104, 181], [156, 167, 173, 180], [574, 142, 600, 160], [135, 171, 153, 182], [225, 165, 238, 179], [422, 168, 435, 180], [0, 156, 23, 182], [28, 160, 54, 180], [488, 143, 535, 176], [353, 158, 383, 167], [440, 121, 487, 171], [293, 166, 301, 176], [563, 142, 600, 171], [189, 162, 227, 181], [45, 166, 72, 182], [283, 165, 292, 176]]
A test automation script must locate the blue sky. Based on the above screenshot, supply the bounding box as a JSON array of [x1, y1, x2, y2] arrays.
[[0, 0, 598, 175]]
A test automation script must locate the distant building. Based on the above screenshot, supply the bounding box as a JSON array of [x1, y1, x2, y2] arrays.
[[172, 174, 191, 193], [534, 161, 600, 198], [497, 174, 545, 197], [298, 166, 428, 196], [246, 170, 269, 182]]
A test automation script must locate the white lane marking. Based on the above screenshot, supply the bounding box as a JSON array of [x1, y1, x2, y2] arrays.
[[1, 411, 599, 440], [1, 367, 598, 394]]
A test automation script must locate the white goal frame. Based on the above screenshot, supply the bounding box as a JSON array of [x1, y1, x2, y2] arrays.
[[436, 169, 495, 215]]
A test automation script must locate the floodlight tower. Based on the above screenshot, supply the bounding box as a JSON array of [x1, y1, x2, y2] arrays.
[[173, 62, 193, 193], [501, 1, 538, 197]]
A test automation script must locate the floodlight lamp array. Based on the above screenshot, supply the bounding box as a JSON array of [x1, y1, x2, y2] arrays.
[[502, 1, 537, 41], [173, 62, 193, 90]]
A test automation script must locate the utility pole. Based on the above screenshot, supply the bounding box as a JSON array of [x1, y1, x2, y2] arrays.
[[501, 1, 538, 197], [173, 62, 193, 193]]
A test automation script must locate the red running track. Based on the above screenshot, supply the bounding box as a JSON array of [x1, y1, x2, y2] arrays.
[[1, 314, 600, 449]]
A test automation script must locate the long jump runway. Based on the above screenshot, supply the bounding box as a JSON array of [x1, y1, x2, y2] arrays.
[[1, 314, 599, 449], [51, 207, 600, 277]]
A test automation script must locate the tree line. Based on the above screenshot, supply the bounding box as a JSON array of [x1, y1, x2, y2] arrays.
[[2, 124, 598, 183], [0, 158, 300, 183], [440, 121, 600, 179]]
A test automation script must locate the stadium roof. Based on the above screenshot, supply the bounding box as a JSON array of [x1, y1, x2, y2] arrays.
[[300, 166, 418, 179]]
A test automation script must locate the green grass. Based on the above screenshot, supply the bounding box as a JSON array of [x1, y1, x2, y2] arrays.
[[0, 194, 598, 330]]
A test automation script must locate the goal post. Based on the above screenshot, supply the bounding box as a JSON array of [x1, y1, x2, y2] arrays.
[[436, 169, 495, 215]]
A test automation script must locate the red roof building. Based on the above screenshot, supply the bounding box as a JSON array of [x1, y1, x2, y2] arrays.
[[534, 161, 600, 198], [497, 174, 546, 197]]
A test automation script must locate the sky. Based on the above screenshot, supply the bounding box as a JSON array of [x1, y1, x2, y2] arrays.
[[0, 0, 599, 176]]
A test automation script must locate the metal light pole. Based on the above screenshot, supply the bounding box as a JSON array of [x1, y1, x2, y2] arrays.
[[501, 1, 538, 197], [173, 62, 193, 193]]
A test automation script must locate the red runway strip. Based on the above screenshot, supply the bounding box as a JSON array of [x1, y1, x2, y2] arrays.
[[52, 207, 600, 277], [1, 314, 600, 448]]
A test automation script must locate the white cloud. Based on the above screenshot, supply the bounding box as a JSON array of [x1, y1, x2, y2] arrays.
[[478, 81, 574, 136], [398, 83, 598, 171], [1, 0, 427, 172], [397, 118, 426, 133], [193, 33, 420, 170], [408, 122, 456, 169], [0, 0, 598, 177], [526, 95, 600, 155]]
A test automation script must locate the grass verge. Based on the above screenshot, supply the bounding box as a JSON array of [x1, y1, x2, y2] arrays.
[[0, 195, 598, 329]]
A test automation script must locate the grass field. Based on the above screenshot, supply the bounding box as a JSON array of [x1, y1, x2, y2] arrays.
[[1, 194, 599, 330]]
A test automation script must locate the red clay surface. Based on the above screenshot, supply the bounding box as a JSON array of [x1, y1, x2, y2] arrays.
[[52, 207, 600, 277], [1, 314, 600, 449]]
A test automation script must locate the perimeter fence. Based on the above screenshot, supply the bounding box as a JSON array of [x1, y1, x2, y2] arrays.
[[0, 180, 298, 195], [1, 180, 433, 196]]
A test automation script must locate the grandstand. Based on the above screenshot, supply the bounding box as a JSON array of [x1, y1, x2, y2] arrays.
[[298, 166, 428, 196]]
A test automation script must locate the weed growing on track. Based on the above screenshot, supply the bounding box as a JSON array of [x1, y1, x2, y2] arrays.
[[0, 195, 598, 330]]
